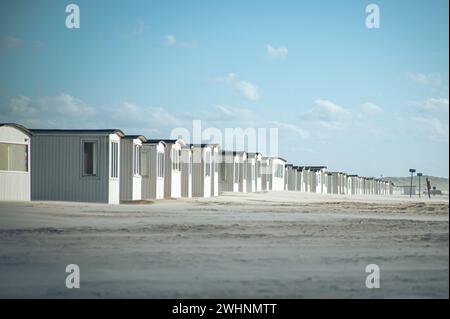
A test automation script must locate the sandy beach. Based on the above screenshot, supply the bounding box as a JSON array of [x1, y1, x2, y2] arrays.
[[0, 192, 448, 298]]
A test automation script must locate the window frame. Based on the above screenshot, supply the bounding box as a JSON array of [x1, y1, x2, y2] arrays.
[[0, 142, 28, 173], [81, 140, 98, 177]]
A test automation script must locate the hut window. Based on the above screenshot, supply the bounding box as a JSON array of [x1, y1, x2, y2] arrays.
[[234, 162, 238, 182], [133, 144, 141, 176], [274, 164, 284, 178], [110, 142, 119, 178], [205, 151, 211, 177], [83, 141, 97, 176], [157, 152, 165, 178], [0, 143, 28, 172], [171, 148, 181, 171]]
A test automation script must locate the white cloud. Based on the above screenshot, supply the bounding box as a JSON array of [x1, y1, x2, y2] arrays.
[[266, 44, 288, 59], [212, 104, 254, 121], [269, 121, 310, 139], [2, 36, 23, 49], [361, 102, 384, 115], [412, 116, 449, 141], [312, 99, 351, 117], [418, 98, 449, 112], [235, 81, 260, 101], [164, 35, 177, 46], [407, 72, 441, 87], [164, 34, 195, 48], [213, 73, 260, 101], [213, 73, 238, 84]]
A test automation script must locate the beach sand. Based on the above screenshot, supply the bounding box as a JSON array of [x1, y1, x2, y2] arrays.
[[0, 192, 448, 298]]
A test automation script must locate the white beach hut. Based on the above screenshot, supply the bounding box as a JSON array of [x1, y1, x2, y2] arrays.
[[310, 166, 327, 193], [246, 152, 258, 193], [120, 135, 146, 201], [181, 145, 193, 198], [162, 139, 185, 198], [299, 167, 312, 192], [237, 151, 247, 193], [254, 153, 262, 192], [326, 172, 333, 194], [210, 144, 220, 197], [294, 166, 302, 192], [267, 157, 286, 191], [191, 144, 213, 198], [340, 173, 348, 195], [30, 128, 124, 204], [0, 123, 32, 201], [260, 157, 270, 192], [286, 164, 297, 191], [347, 175, 358, 195], [141, 140, 166, 200], [219, 151, 239, 192]]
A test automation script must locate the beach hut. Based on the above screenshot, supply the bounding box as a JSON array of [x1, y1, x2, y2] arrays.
[[181, 145, 193, 198], [339, 173, 347, 195], [162, 139, 185, 198], [260, 157, 270, 191], [254, 153, 262, 192], [326, 172, 333, 194], [0, 123, 32, 201], [330, 172, 341, 194], [302, 167, 312, 192], [119, 135, 146, 201], [210, 144, 220, 197], [141, 140, 166, 200], [246, 152, 259, 193], [30, 128, 124, 204], [309, 166, 327, 193], [347, 175, 358, 195], [285, 164, 297, 191], [267, 157, 286, 191], [293, 166, 302, 192], [191, 144, 214, 198], [219, 151, 239, 192], [237, 151, 247, 192]]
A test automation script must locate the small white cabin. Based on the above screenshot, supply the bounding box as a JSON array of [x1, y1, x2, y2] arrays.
[[163, 139, 185, 198], [181, 145, 193, 198], [0, 123, 31, 201], [219, 151, 239, 192], [260, 157, 270, 191], [237, 151, 247, 193], [141, 140, 166, 200], [210, 145, 220, 197], [30, 128, 124, 204], [294, 166, 302, 192], [310, 166, 327, 194], [246, 152, 259, 193], [191, 144, 213, 198], [120, 135, 146, 201], [340, 173, 348, 195], [286, 164, 297, 191], [267, 157, 286, 191], [254, 153, 262, 192], [347, 175, 358, 195], [299, 167, 311, 192]]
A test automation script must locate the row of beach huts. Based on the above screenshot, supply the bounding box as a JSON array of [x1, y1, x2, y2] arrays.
[[0, 123, 393, 203]]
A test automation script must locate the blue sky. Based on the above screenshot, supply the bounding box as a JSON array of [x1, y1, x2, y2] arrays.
[[0, 0, 448, 177]]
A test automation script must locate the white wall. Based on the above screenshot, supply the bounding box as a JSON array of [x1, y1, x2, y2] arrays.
[[0, 126, 31, 201]]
